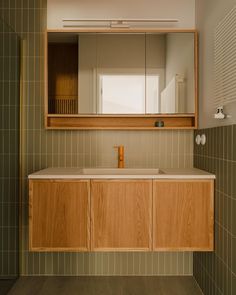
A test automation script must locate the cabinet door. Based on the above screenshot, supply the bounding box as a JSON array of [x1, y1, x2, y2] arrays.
[[153, 180, 214, 251], [91, 180, 152, 251], [29, 180, 90, 251]]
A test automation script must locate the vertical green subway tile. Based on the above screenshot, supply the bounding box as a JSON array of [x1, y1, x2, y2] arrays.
[[157, 253, 164, 275], [226, 268, 232, 295], [227, 161, 232, 197], [232, 237, 236, 278], [233, 125, 236, 161], [77, 253, 85, 275], [171, 252, 178, 274], [223, 229, 228, 265], [223, 194, 227, 229], [82, 253, 90, 275], [218, 192, 223, 226], [227, 126, 233, 161], [194, 125, 236, 295], [223, 160, 228, 196], [63, 252, 71, 275], [220, 159, 224, 192], [227, 196, 232, 233], [39, 252, 46, 275], [232, 199, 236, 237], [52, 252, 59, 275], [215, 127, 220, 159], [152, 252, 159, 275], [44, 253, 53, 275], [232, 162, 236, 199], [220, 127, 224, 159], [222, 263, 228, 295], [232, 273, 236, 294], [227, 232, 232, 270]]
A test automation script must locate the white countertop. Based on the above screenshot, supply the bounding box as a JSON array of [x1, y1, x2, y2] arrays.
[[28, 167, 215, 180]]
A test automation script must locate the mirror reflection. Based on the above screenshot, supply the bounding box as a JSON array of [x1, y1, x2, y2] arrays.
[[48, 32, 195, 115]]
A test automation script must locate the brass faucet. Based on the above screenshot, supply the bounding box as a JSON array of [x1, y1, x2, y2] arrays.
[[114, 145, 124, 168]]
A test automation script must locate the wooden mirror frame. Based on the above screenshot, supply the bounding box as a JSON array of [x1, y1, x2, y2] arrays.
[[44, 28, 198, 130]]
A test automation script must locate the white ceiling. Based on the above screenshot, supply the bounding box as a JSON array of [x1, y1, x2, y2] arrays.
[[47, 0, 196, 29]]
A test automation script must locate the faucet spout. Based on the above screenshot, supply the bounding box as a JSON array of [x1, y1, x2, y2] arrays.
[[114, 145, 125, 168]]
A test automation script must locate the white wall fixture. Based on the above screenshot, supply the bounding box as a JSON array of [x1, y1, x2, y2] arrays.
[[213, 106, 231, 120], [195, 134, 206, 145], [200, 134, 206, 145], [195, 135, 201, 145], [214, 106, 226, 120]]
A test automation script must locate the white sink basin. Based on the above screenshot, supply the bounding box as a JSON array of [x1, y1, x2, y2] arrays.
[[81, 168, 164, 175]]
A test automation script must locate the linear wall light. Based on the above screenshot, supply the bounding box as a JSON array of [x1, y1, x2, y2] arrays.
[[62, 19, 179, 28]]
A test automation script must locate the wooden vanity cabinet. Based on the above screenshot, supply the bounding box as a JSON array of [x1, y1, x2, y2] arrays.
[[153, 180, 214, 251], [91, 180, 152, 251], [29, 178, 214, 252], [29, 180, 90, 251]]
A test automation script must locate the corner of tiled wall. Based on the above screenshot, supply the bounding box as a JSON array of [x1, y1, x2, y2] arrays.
[[0, 4, 22, 278], [194, 125, 236, 295]]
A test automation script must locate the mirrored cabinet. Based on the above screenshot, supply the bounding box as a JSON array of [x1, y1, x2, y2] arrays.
[[45, 29, 198, 129]]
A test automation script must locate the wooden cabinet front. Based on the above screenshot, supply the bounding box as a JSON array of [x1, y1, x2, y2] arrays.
[[153, 180, 214, 251], [91, 180, 152, 251], [29, 180, 90, 251], [29, 178, 214, 252]]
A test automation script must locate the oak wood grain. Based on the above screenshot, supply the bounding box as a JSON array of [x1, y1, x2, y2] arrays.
[[153, 180, 214, 251], [29, 180, 90, 251], [91, 180, 152, 251]]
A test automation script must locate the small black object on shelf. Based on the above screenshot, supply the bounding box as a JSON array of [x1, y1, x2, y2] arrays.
[[155, 121, 164, 127]]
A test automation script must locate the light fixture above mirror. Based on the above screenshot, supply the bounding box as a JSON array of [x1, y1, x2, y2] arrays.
[[62, 19, 179, 29]]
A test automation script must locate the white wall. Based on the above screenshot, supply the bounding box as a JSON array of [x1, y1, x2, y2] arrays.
[[165, 33, 195, 113], [47, 0, 196, 29], [196, 0, 236, 128]]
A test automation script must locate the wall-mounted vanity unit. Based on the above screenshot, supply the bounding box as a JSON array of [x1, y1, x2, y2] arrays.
[[28, 168, 214, 252], [45, 29, 198, 129]]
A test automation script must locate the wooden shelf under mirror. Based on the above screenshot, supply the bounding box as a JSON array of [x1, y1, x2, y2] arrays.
[[29, 178, 214, 252], [45, 29, 198, 130], [46, 114, 196, 129]]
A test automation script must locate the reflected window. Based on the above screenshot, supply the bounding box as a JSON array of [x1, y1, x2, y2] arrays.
[[146, 75, 160, 114], [99, 74, 160, 114]]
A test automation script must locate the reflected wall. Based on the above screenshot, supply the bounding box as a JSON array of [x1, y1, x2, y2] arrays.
[[48, 32, 195, 115]]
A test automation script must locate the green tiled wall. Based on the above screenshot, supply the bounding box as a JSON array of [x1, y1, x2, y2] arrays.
[[1, 0, 195, 275], [0, 17, 20, 277], [194, 125, 236, 295]]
